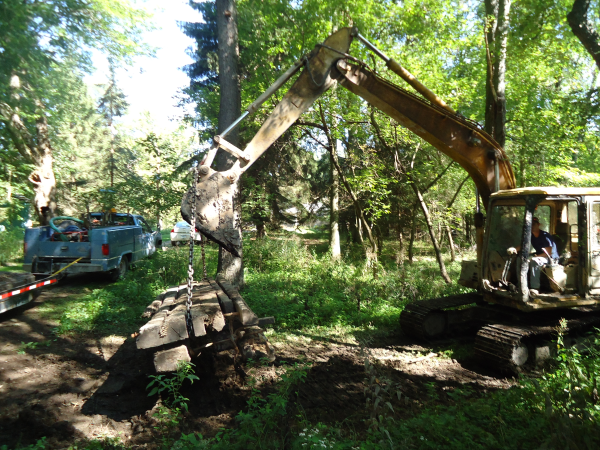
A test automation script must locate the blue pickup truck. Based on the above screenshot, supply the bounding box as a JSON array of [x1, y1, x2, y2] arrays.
[[23, 213, 162, 281]]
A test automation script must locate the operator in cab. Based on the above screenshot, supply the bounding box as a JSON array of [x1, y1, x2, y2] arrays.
[[508, 217, 558, 295]]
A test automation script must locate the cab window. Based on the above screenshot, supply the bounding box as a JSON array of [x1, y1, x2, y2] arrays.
[[139, 218, 152, 233]]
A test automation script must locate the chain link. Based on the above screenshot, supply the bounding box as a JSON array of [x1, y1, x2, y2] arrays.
[[186, 166, 198, 336]]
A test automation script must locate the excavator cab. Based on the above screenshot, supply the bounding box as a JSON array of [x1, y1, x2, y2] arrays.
[[461, 187, 600, 311]]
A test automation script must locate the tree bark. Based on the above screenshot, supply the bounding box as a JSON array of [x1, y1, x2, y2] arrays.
[[397, 224, 405, 264], [446, 226, 456, 262], [484, 0, 511, 148], [329, 150, 341, 259], [410, 182, 452, 283], [408, 203, 417, 264], [444, 175, 470, 262], [215, 0, 243, 287], [568, 0, 600, 70]]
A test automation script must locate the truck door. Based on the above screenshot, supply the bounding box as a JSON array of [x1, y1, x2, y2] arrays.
[[137, 217, 155, 258]]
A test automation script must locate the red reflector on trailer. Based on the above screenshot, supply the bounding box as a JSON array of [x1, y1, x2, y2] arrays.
[[23, 242, 28, 255], [0, 278, 58, 300], [102, 244, 109, 256]]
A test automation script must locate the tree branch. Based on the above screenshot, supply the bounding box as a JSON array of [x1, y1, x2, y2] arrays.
[[423, 161, 455, 193], [294, 120, 327, 131], [568, 0, 600, 70], [0, 102, 35, 162]]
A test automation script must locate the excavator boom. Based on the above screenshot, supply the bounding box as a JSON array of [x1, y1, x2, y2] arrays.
[[181, 27, 515, 254]]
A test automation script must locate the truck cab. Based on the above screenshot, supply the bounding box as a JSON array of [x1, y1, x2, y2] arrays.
[[461, 187, 600, 311]]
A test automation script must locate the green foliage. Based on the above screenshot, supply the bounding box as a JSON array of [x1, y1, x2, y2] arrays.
[[0, 227, 23, 265], [17, 340, 52, 354], [56, 276, 158, 336], [146, 361, 200, 449], [147, 361, 199, 412], [243, 235, 469, 332], [173, 362, 310, 450], [65, 436, 128, 450], [1, 437, 47, 450], [51, 244, 218, 337]]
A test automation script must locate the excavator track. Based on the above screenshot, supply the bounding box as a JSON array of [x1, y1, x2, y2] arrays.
[[475, 314, 600, 372], [400, 293, 483, 341]]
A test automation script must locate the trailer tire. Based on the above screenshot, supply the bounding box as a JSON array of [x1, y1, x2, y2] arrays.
[[109, 258, 128, 282]]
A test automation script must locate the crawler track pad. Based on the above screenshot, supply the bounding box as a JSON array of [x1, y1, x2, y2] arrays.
[[181, 171, 241, 257]]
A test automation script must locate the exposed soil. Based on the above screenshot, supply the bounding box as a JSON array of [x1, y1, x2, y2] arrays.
[[0, 277, 515, 449]]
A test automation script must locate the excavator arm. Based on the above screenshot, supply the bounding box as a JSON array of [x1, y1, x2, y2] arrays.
[[181, 27, 515, 255]]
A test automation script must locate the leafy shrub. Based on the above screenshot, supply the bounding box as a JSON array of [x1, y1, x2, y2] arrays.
[[0, 227, 24, 265], [242, 236, 471, 332]]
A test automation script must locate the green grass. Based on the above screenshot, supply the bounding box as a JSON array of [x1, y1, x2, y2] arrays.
[[45, 244, 219, 337], [0, 264, 23, 273], [44, 230, 467, 340], [243, 233, 471, 338]]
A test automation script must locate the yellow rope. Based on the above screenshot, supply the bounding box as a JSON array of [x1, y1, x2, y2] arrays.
[[51, 257, 83, 277]]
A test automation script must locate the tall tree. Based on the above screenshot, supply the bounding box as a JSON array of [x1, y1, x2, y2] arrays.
[[215, 0, 244, 287], [97, 65, 129, 188], [0, 0, 149, 225], [484, 0, 512, 148]]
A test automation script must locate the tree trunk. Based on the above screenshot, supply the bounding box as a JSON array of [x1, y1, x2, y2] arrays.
[[396, 225, 405, 264], [329, 150, 341, 259], [408, 205, 417, 264], [446, 226, 456, 262], [256, 221, 265, 239], [568, 0, 600, 70], [484, 0, 511, 148], [410, 183, 452, 283], [29, 150, 57, 226], [215, 0, 243, 287]]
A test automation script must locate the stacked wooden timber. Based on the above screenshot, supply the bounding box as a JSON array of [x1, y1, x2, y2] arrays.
[[136, 278, 274, 372]]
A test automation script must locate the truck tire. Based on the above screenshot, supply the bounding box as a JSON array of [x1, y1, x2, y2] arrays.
[[108, 258, 128, 282]]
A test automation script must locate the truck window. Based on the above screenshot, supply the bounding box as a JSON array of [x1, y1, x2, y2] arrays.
[[139, 218, 152, 233]]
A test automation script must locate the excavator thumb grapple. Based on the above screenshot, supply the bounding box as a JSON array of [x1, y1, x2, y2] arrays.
[[136, 278, 274, 373]]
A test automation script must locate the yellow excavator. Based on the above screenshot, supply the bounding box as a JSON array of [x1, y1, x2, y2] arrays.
[[181, 27, 600, 371]]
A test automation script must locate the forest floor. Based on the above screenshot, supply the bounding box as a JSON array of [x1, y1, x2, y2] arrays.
[[0, 272, 516, 449]]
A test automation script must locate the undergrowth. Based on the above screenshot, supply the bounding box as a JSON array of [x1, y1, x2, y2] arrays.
[[0, 227, 24, 265], [53, 244, 218, 336], [243, 234, 471, 333]]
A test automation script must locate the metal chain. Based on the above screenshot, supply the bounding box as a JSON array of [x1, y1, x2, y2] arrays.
[[186, 166, 198, 336]]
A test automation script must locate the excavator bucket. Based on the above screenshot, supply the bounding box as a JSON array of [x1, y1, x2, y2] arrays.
[[181, 170, 241, 257], [180, 27, 356, 255]]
